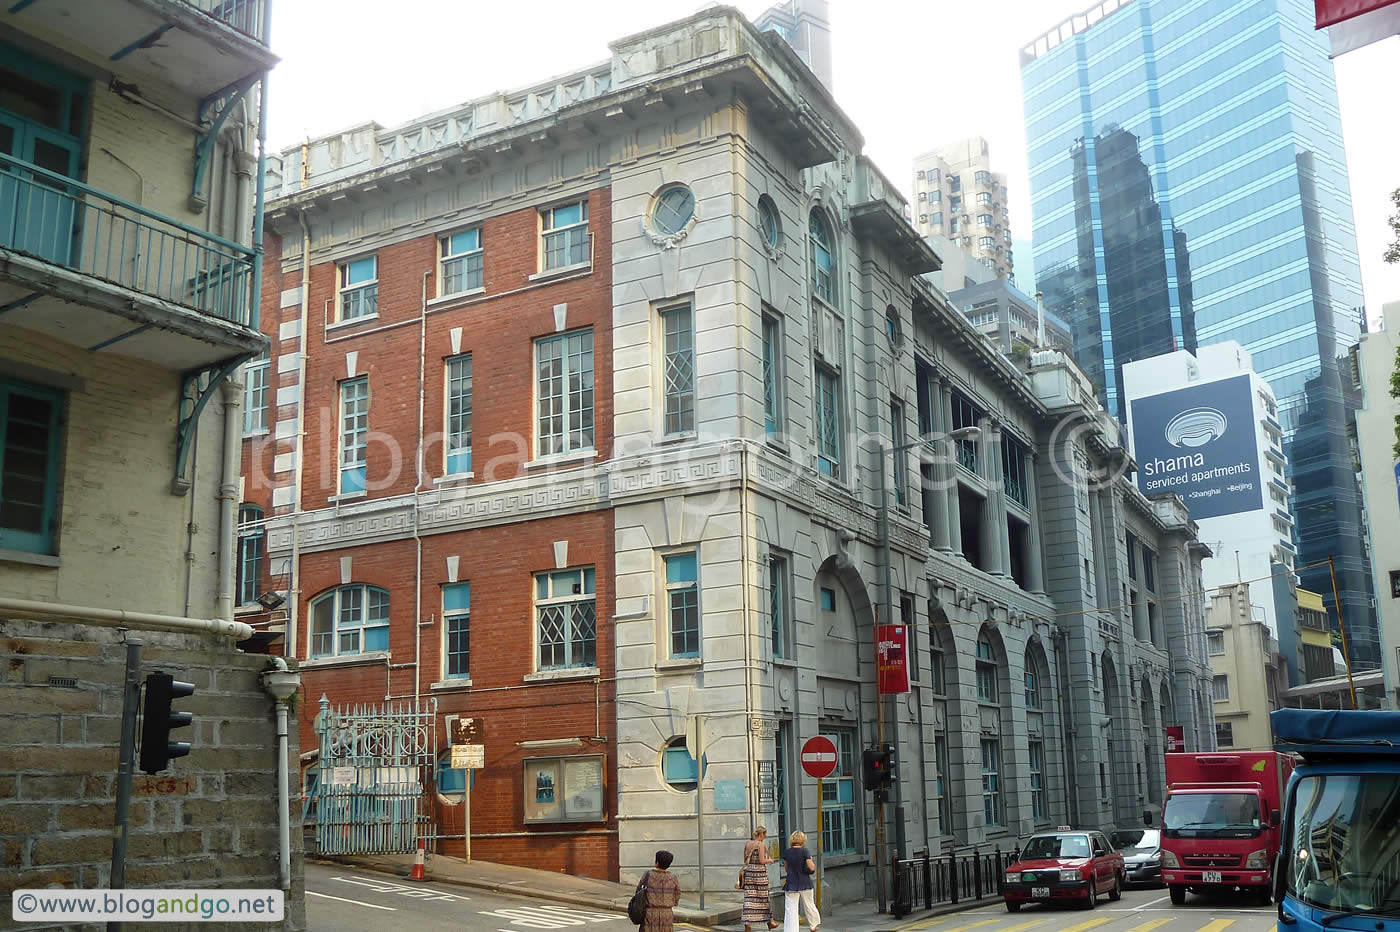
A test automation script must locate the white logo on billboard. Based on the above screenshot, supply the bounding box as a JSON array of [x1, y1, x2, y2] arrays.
[[1164, 406, 1228, 449]]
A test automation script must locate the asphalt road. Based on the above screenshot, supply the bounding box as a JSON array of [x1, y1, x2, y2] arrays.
[[895, 885, 1279, 932]]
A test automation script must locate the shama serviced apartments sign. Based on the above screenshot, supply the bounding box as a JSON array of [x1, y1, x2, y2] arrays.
[[1129, 373, 1263, 520]]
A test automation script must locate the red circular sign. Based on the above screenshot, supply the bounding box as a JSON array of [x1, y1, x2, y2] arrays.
[[800, 736, 839, 779]]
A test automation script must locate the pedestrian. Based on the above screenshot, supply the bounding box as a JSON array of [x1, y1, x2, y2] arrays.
[[780, 830, 821, 932], [642, 849, 681, 932], [741, 826, 780, 932]]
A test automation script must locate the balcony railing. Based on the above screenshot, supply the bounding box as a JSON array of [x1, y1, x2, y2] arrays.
[[180, 0, 270, 43], [1, 152, 254, 328]]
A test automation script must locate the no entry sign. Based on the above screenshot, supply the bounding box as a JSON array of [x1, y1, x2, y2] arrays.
[[801, 735, 838, 779]]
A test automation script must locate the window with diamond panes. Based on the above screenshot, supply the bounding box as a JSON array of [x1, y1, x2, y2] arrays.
[[535, 568, 596, 670], [815, 366, 841, 478], [443, 583, 470, 679], [809, 210, 834, 303], [820, 728, 857, 854], [660, 304, 694, 435], [536, 330, 594, 456], [541, 201, 589, 271], [446, 355, 472, 474], [310, 585, 389, 658], [665, 552, 700, 658], [762, 313, 782, 438], [339, 378, 368, 494], [440, 229, 483, 296]]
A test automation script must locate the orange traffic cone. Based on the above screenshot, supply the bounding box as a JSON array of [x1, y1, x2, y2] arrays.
[[409, 840, 426, 881]]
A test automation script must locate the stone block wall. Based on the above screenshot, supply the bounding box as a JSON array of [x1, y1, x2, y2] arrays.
[[0, 619, 305, 931]]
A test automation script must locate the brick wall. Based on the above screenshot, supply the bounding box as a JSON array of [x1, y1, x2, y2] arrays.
[[1, 619, 305, 931]]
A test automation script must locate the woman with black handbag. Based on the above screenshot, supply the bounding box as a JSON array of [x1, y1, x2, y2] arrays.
[[632, 849, 680, 931], [779, 831, 821, 932]]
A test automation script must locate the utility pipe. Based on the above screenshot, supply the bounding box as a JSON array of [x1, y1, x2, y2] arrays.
[[260, 656, 300, 893], [412, 270, 431, 707], [216, 377, 243, 621], [0, 597, 252, 640], [287, 208, 312, 661]]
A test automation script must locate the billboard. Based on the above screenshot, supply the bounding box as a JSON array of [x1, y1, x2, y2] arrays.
[[1130, 373, 1263, 520]]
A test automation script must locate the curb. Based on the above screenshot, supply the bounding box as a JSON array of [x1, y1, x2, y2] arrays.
[[310, 855, 742, 927]]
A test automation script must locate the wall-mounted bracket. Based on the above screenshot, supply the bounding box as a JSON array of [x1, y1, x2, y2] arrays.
[[190, 72, 261, 212], [173, 353, 252, 495]]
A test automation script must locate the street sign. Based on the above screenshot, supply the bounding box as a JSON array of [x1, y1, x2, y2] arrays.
[[452, 717, 483, 745], [1165, 726, 1185, 753], [801, 735, 838, 779], [451, 744, 485, 770]]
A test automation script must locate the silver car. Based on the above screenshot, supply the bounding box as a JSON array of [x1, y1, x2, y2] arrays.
[[1111, 829, 1163, 887]]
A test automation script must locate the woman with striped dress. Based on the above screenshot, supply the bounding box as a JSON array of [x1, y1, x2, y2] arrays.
[[741, 826, 780, 931]]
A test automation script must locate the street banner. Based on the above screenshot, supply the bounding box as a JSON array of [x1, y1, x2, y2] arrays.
[[1165, 726, 1185, 753], [876, 624, 910, 694]]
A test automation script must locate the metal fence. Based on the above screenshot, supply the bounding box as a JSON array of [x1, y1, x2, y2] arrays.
[[180, 0, 271, 43], [891, 846, 1020, 919], [0, 151, 255, 327]]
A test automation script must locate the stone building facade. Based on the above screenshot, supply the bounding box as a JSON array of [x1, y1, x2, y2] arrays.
[[242, 6, 1215, 901]]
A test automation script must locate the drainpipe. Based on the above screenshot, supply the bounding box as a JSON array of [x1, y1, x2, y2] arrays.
[[216, 377, 244, 621], [411, 270, 430, 706], [0, 597, 252, 639], [261, 656, 301, 892]]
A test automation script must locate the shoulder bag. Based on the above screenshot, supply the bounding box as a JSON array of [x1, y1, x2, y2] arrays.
[[627, 870, 650, 925]]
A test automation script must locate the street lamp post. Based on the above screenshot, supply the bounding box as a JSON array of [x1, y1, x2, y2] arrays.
[[875, 424, 981, 888]]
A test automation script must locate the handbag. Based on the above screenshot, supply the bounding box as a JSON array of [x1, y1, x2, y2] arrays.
[[627, 871, 649, 925]]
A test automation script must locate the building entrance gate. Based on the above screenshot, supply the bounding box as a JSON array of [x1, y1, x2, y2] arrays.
[[312, 695, 438, 855]]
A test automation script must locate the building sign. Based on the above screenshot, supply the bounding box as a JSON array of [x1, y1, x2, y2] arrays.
[[522, 755, 605, 823], [1130, 374, 1264, 520], [451, 744, 484, 770], [876, 624, 910, 694], [1165, 726, 1185, 753], [757, 760, 776, 813], [713, 779, 747, 811]]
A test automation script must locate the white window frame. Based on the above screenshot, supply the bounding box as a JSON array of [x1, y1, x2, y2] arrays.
[[439, 228, 484, 297], [337, 255, 378, 322], [1212, 674, 1230, 702], [1207, 630, 1225, 655], [443, 582, 470, 679], [1028, 739, 1046, 823], [236, 504, 263, 606], [976, 636, 998, 704], [809, 210, 835, 304], [534, 567, 598, 671], [310, 584, 389, 658], [820, 728, 858, 854], [339, 377, 368, 494], [243, 353, 269, 435], [664, 551, 700, 659], [534, 329, 595, 458], [540, 200, 590, 272], [762, 312, 783, 440], [659, 302, 695, 437], [445, 354, 472, 475], [981, 737, 1002, 827]]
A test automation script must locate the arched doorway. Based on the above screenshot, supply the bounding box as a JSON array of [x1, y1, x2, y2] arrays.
[[1023, 637, 1054, 828], [1101, 652, 1127, 823], [976, 624, 1014, 836], [928, 600, 960, 840]]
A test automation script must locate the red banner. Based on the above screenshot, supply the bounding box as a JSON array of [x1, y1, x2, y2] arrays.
[[876, 624, 910, 694], [1165, 726, 1185, 754], [1316, 0, 1397, 28]]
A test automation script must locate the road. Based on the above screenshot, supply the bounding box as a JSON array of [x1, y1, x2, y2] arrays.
[[306, 862, 1278, 932]]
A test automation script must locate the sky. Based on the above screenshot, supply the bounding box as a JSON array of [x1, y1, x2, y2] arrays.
[[265, 0, 1400, 319]]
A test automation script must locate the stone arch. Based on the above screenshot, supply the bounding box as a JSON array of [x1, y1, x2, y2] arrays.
[[813, 553, 874, 679]]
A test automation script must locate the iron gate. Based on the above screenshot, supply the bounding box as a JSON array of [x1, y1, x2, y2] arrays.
[[313, 695, 438, 855]]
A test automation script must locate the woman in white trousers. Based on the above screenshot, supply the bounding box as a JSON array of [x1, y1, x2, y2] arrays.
[[779, 830, 821, 932]]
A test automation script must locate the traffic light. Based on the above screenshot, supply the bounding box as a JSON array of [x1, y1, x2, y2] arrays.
[[139, 672, 195, 774], [862, 746, 893, 791]]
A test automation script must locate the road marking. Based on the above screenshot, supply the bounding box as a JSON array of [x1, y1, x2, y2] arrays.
[[1049, 917, 1116, 932], [1121, 918, 1174, 932], [1192, 920, 1237, 932], [901, 916, 1005, 931], [306, 890, 398, 911], [1133, 895, 1171, 910]]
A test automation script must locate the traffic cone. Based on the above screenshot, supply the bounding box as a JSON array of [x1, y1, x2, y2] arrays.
[[409, 840, 426, 881]]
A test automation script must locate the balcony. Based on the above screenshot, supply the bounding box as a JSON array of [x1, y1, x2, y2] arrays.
[[0, 151, 264, 370], [3, 0, 277, 99]]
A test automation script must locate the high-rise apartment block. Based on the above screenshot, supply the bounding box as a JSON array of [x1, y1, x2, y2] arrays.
[[1021, 0, 1377, 670], [913, 137, 1014, 282], [755, 0, 833, 90]]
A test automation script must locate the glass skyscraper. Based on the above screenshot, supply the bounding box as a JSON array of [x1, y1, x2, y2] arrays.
[[1020, 0, 1378, 668]]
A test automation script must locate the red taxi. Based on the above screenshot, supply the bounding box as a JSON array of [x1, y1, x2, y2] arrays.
[[1002, 828, 1126, 911]]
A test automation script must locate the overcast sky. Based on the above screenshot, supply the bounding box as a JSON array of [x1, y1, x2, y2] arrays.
[[265, 0, 1399, 319]]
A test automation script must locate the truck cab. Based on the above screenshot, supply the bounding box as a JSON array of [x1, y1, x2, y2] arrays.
[[1273, 709, 1400, 932], [1159, 751, 1292, 905]]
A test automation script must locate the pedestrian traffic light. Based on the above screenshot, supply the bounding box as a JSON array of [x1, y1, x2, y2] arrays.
[[862, 747, 893, 790], [139, 672, 195, 774]]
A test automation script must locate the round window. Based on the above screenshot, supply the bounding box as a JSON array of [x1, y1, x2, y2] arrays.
[[651, 185, 696, 236], [758, 195, 781, 250], [885, 305, 904, 346], [660, 737, 699, 792]]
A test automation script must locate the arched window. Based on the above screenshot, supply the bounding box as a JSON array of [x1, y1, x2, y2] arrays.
[[236, 504, 264, 606], [1023, 645, 1042, 709], [809, 210, 834, 303], [309, 585, 389, 658]]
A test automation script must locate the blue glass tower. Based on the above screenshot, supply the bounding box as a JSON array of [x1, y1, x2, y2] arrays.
[[1020, 0, 1378, 668]]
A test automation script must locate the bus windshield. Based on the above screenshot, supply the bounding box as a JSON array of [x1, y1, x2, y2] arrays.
[[1163, 791, 1261, 838], [1286, 774, 1400, 914]]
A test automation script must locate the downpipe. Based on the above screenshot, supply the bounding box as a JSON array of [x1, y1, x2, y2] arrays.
[[216, 377, 243, 621], [261, 656, 300, 892]]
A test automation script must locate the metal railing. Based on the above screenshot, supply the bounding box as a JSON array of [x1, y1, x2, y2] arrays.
[[179, 0, 270, 43], [891, 845, 1019, 919], [0, 152, 255, 327]]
